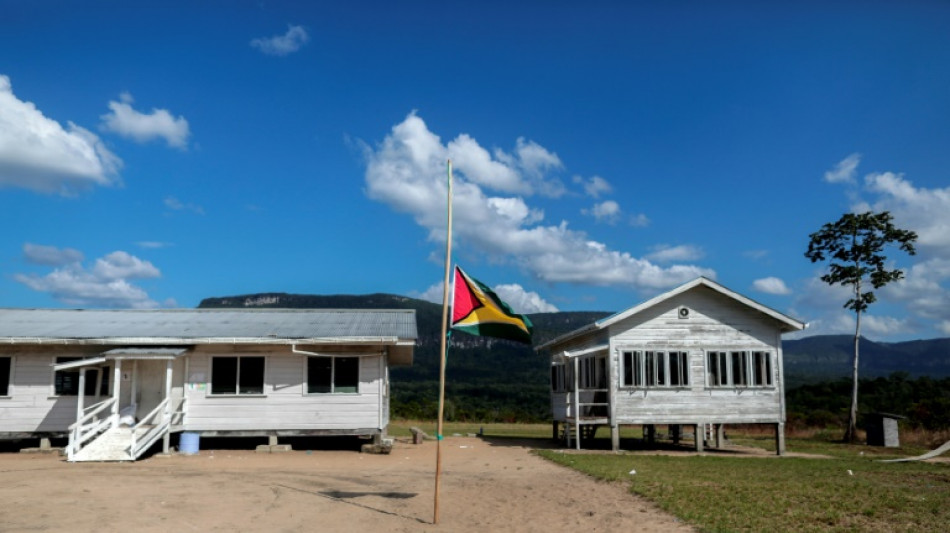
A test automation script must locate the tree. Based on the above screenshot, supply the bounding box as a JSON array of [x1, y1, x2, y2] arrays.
[[805, 211, 917, 443]]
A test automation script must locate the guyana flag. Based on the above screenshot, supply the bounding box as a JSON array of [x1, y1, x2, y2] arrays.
[[451, 266, 533, 344]]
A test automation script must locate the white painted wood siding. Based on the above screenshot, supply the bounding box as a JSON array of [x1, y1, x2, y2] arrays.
[[0, 346, 104, 433], [183, 346, 386, 432], [608, 288, 783, 424]]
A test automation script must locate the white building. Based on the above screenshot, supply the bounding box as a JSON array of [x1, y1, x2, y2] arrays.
[[537, 277, 805, 454], [0, 308, 416, 461]]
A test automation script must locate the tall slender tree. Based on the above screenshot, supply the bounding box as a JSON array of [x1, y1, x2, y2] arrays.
[[805, 211, 917, 443]]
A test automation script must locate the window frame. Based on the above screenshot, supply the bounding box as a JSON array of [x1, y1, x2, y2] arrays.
[[619, 349, 690, 389], [705, 349, 775, 389], [305, 355, 361, 395], [52, 356, 111, 397], [209, 355, 266, 396]]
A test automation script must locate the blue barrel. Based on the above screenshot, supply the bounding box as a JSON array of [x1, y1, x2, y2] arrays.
[[179, 432, 200, 455]]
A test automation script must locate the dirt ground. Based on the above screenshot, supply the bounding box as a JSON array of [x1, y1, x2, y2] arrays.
[[0, 436, 695, 533]]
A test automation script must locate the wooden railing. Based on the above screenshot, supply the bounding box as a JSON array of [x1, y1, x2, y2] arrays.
[[130, 398, 170, 459], [67, 397, 117, 461], [563, 388, 610, 420]]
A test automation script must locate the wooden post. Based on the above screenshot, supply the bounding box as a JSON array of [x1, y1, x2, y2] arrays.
[[775, 422, 786, 456], [611, 424, 619, 452], [163, 359, 173, 454], [671, 424, 681, 445], [76, 367, 86, 423], [695, 424, 704, 452], [112, 360, 122, 425], [716, 424, 725, 448], [572, 357, 580, 450], [552, 420, 559, 440], [93, 368, 103, 404]]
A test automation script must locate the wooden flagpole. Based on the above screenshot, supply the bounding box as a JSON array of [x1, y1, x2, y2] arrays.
[[434, 159, 454, 524]]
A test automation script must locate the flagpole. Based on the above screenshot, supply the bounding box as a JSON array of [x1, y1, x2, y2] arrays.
[[434, 159, 453, 525]]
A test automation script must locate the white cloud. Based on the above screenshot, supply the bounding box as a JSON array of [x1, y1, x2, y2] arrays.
[[494, 284, 559, 313], [164, 196, 204, 215], [630, 213, 650, 227], [864, 172, 950, 253], [100, 93, 190, 149], [646, 244, 704, 263], [23, 243, 83, 266], [862, 315, 912, 336], [573, 175, 612, 198], [582, 200, 621, 224], [0, 74, 121, 195], [363, 113, 715, 291], [414, 279, 558, 314], [15, 247, 162, 308], [744, 249, 769, 261], [250, 25, 310, 56], [824, 153, 861, 184], [752, 276, 791, 295]]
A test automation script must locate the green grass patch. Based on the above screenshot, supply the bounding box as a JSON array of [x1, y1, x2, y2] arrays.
[[388, 420, 554, 439], [537, 450, 950, 532]]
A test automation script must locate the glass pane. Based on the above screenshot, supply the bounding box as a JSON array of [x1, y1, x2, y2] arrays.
[[211, 357, 237, 395], [670, 353, 681, 386], [656, 352, 666, 385], [680, 352, 689, 385], [55, 357, 81, 396], [307, 357, 332, 393], [645, 352, 655, 386], [0, 357, 10, 396], [238, 357, 265, 394], [334, 357, 359, 393], [623, 352, 633, 386]]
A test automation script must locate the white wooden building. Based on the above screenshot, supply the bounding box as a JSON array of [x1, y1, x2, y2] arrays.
[[0, 308, 416, 461], [537, 277, 805, 455]]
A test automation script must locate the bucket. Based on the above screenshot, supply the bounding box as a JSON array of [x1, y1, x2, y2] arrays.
[[179, 432, 200, 455]]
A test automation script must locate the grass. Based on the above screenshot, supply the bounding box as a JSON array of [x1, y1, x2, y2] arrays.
[[391, 421, 950, 531], [536, 432, 950, 533]]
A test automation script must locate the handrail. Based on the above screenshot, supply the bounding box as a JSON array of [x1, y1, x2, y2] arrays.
[[67, 397, 117, 461], [130, 398, 170, 458]]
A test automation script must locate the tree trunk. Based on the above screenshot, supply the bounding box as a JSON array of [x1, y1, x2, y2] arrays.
[[845, 284, 861, 443]]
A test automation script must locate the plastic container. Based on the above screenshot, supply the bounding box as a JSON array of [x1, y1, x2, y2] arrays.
[[179, 432, 200, 455]]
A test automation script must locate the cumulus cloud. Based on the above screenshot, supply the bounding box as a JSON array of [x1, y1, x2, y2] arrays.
[[363, 113, 715, 291], [646, 244, 704, 263], [494, 284, 559, 313], [15, 245, 163, 308], [752, 276, 791, 295], [0, 74, 121, 195], [824, 153, 861, 184], [574, 175, 612, 198], [100, 92, 190, 149], [250, 25, 310, 56], [582, 200, 621, 224], [136, 241, 173, 249], [23, 243, 84, 266], [414, 279, 558, 314], [630, 213, 650, 227], [864, 172, 950, 253]]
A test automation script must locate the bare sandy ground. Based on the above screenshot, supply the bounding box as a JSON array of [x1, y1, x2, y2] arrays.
[[0, 436, 694, 533]]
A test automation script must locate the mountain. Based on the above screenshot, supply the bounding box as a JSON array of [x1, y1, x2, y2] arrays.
[[783, 335, 950, 383], [198, 292, 950, 420]]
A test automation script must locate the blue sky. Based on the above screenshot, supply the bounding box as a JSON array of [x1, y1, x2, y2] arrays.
[[2, 1, 949, 341]]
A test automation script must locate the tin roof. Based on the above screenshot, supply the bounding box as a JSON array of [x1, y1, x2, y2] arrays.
[[0, 308, 418, 343]]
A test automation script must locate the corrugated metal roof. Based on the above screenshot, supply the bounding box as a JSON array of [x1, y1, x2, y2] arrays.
[[0, 308, 418, 342]]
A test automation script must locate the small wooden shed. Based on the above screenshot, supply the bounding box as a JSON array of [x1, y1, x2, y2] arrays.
[[866, 413, 905, 447], [536, 277, 805, 455], [0, 308, 416, 461]]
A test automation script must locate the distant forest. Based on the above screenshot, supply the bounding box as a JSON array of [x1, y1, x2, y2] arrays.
[[199, 292, 950, 429]]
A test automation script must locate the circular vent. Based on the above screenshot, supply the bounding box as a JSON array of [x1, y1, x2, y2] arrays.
[[678, 307, 690, 319]]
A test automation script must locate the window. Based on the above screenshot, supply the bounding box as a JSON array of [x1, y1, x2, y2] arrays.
[[210, 356, 265, 395], [54, 357, 110, 396], [752, 351, 773, 386], [307, 356, 359, 394], [706, 350, 773, 388], [551, 363, 566, 392], [0, 356, 10, 396], [621, 350, 689, 388]]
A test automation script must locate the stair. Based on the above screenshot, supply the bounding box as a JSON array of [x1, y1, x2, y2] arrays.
[[72, 427, 136, 462], [561, 422, 599, 447]]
